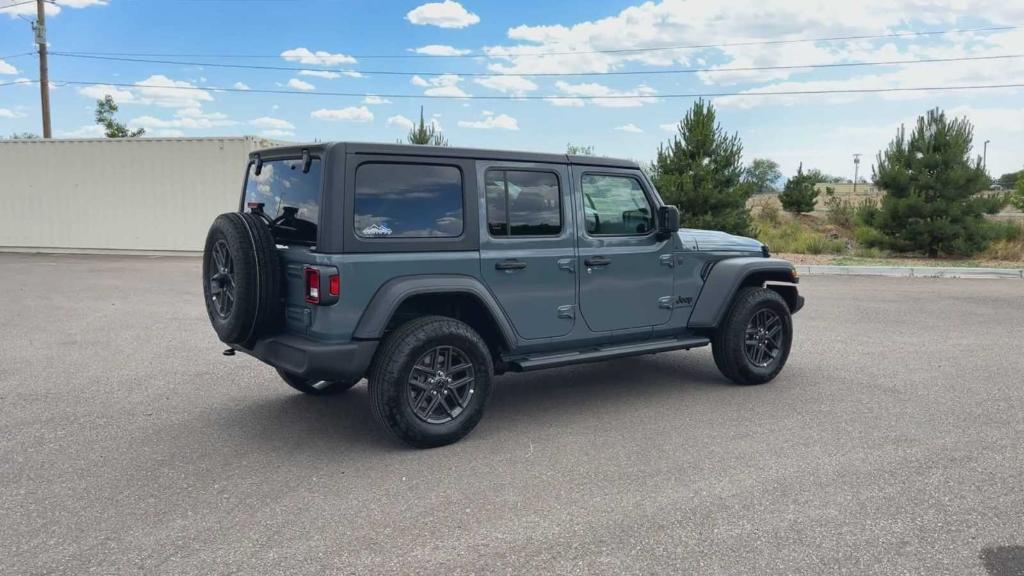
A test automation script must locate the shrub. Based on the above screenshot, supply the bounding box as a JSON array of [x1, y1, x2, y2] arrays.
[[755, 219, 845, 255], [779, 163, 819, 214], [823, 186, 856, 229]]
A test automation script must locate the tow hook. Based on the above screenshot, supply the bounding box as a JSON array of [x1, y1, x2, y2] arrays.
[[223, 348, 236, 356]]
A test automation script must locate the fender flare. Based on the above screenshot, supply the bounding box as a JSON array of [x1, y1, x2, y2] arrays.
[[352, 274, 518, 347], [688, 257, 799, 328]]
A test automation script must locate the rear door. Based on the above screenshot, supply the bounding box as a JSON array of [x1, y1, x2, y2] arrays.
[[574, 168, 675, 332], [479, 162, 576, 340], [241, 154, 324, 333]]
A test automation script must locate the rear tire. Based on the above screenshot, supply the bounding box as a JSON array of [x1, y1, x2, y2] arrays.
[[368, 316, 493, 448], [711, 287, 792, 385], [276, 369, 358, 396]]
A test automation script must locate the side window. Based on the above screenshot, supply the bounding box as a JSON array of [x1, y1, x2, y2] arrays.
[[580, 174, 655, 236], [486, 170, 561, 237], [354, 163, 463, 238]]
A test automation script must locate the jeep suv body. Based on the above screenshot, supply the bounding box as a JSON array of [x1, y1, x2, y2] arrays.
[[203, 142, 803, 447]]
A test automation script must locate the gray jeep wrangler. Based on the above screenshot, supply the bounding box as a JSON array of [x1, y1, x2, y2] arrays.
[[203, 142, 803, 448]]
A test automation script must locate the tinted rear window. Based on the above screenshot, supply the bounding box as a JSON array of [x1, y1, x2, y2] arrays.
[[244, 158, 321, 245], [354, 163, 463, 238]]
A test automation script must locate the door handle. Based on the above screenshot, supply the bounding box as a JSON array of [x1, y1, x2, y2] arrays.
[[495, 259, 527, 271], [584, 256, 611, 268]]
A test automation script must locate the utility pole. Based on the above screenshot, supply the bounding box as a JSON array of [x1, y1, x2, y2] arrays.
[[852, 153, 861, 200], [983, 140, 990, 173], [34, 0, 52, 138]]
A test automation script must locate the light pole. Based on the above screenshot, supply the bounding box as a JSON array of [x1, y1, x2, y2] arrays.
[[852, 153, 861, 199], [983, 140, 990, 173]]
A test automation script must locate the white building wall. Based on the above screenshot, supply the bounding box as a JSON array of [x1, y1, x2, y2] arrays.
[[0, 136, 277, 252]]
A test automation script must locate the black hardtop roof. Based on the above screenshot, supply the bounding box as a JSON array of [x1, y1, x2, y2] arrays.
[[252, 141, 639, 169]]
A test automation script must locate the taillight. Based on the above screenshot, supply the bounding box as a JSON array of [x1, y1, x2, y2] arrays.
[[304, 267, 320, 304], [329, 274, 340, 297]]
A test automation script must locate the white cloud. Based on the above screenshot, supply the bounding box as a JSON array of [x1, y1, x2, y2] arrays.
[[128, 107, 236, 130], [386, 114, 415, 130], [249, 116, 295, 130], [134, 75, 213, 109], [59, 125, 106, 138], [287, 78, 315, 91], [659, 122, 678, 133], [0, 59, 17, 75], [406, 1, 479, 29], [615, 123, 644, 133], [152, 129, 186, 138], [340, 70, 363, 78], [545, 97, 585, 107], [458, 112, 519, 130], [280, 48, 356, 66], [300, 70, 342, 79], [78, 84, 135, 103], [3, 0, 106, 18], [410, 45, 473, 56], [311, 106, 374, 122], [0, 108, 19, 118], [261, 129, 295, 138], [363, 95, 392, 105], [473, 75, 538, 95], [553, 81, 657, 107], [233, 82, 251, 90], [410, 74, 470, 97]]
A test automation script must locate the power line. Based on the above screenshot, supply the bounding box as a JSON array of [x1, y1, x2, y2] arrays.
[[0, 78, 36, 87], [22, 78, 1024, 100], [0, 51, 36, 60], [0, 1, 36, 10], [42, 25, 1019, 60], [47, 51, 1024, 78]]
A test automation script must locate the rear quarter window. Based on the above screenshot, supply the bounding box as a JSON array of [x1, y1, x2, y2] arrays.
[[243, 158, 321, 245], [354, 163, 463, 238]]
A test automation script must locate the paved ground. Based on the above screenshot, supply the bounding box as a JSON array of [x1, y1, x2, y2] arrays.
[[1, 253, 1022, 575]]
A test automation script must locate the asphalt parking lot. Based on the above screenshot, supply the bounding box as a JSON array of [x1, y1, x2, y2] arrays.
[[1, 252, 1022, 575]]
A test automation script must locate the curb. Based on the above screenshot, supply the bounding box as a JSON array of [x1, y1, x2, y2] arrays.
[[797, 264, 1024, 279]]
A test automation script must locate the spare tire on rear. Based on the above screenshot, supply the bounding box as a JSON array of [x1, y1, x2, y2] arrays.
[[202, 212, 282, 346]]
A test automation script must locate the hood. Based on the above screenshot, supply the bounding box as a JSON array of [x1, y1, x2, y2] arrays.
[[678, 228, 765, 253]]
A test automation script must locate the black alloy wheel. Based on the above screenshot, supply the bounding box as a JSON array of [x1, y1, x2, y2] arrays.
[[407, 345, 476, 424], [208, 239, 236, 319], [743, 309, 784, 368]]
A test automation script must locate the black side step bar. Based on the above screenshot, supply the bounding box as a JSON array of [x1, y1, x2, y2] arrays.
[[503, 336, 710, 372]]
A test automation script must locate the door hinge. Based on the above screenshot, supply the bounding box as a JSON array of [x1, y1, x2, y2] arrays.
[[557, 305, 575, 319], [659, 254, 675, 268], [658, 296, 674, 309]]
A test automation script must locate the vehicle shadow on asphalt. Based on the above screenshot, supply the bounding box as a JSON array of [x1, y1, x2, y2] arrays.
[[981, 546, 1024, 576], [208, 350, 733, 452]]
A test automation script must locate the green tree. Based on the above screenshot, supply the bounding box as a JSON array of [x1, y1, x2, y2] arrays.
[[803, 168, 846, 184], [406, 106, 447, 146], [4, 132, 40, 139], [778, 163, 820, 214], [867, 108, 1003, 256], [1010, 174, 1024, 211], [743, 158, 781, 195], [95, 95, 145, 138], [653, 99, 751, 236], [997, 169, 1022, 189], [566, 143, 594, 156]]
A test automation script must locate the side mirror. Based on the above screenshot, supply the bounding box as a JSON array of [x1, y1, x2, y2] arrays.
[[657, 205, 680, 239]]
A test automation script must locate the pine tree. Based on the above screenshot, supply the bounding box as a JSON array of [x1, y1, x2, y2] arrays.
[[653, 99, 750, 236], [868, 108, 1003, 256], [406, 106, 448, 146], [778, 163, 820, 214]]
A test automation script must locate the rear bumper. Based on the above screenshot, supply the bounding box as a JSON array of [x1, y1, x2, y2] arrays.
[[234, 334, 378, 383]]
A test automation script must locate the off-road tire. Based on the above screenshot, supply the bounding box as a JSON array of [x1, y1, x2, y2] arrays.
[[368, 316, 493, 448], [276, 369, 359, 396], [202, 212, 281, 346], [712, 287, 792, 385]]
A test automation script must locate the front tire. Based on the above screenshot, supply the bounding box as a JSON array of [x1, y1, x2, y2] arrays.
[[276, 369, 358, 396], [368, 316, 493, 448], [712, 287, 793, 385]]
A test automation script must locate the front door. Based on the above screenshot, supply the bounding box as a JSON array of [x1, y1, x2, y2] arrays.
[[479, 163, 577, 340], [575, 170, 675, 332]]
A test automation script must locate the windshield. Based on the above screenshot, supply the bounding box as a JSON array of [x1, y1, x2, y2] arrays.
[[243, 158, 321, 245]]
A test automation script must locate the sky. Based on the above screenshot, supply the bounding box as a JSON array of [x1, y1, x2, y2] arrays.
[[1, 0, 1023, 179]]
